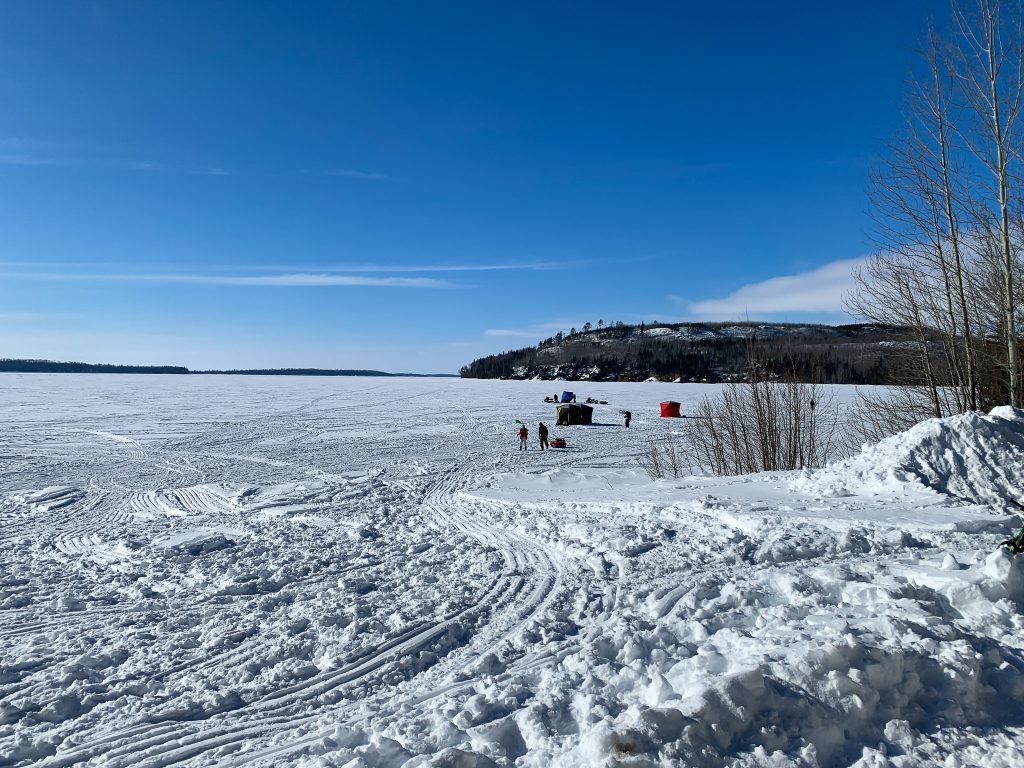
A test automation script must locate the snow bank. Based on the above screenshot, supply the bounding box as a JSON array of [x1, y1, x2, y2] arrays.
[[472, 541, 1024, 768], [795, 406, 1024, 508]]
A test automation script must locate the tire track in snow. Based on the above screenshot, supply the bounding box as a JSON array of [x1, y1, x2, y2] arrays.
[[59, 460, 567, 768], [42, 579, 518, 766], [35, 465, 518, 767], [6, 380, 601, 768], [211, 458, 576, 766], [0, 486, 89, 545]]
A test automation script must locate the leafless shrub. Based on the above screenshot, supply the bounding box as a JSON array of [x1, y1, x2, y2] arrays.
[[844, 387, 938, 450], [678, 379, 839, 476], [637, 433, 684, 480]]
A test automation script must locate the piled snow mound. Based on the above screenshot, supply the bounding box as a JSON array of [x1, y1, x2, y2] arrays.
[[512, 546, 1024, 767], [795, 406, 1024, 507]]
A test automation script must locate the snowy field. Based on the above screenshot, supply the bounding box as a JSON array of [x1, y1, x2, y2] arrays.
[[3, 375, 1024, 767]]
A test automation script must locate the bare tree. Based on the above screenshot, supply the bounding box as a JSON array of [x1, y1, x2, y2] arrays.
[[951, 0, 1024, 405], [848, 1, 1024, 421]]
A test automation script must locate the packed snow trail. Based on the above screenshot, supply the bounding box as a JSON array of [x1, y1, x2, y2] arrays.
[[2, 376, 1024, 767]]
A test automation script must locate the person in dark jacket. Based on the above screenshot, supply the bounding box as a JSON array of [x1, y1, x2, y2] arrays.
[[538, 422, 549, 450], [623, 410, 632, 428]]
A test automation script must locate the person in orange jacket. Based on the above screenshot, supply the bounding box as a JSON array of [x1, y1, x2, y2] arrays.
[[518, 425, 529, 451]]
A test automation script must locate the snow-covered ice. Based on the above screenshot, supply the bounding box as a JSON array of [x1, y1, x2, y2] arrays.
[[2, 375, 1024, 767]]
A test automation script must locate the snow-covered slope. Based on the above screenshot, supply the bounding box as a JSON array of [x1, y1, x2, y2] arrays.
[[795, 406, 1024, 507], [2, 376, 1023, 767]]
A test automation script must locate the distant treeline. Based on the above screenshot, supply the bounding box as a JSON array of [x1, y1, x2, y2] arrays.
[[460, 322, 933, 384], [199, 368, 393, 376], [0, 359, 454, 377], [0, 359, 190, 374]]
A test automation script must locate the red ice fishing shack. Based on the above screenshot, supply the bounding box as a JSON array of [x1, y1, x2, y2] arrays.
[[660, 401, 681, 418]]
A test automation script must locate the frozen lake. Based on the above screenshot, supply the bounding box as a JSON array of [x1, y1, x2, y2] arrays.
[[2, 375, 1023, 767]]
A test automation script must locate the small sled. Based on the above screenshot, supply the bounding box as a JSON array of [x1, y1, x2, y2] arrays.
[[550, 438, 567, 448]]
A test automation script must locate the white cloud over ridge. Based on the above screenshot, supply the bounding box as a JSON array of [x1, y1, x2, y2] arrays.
[[686, 258, 864, 319]]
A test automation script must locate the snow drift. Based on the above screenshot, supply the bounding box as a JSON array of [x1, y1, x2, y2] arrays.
[[795, 406, 1024, 508]]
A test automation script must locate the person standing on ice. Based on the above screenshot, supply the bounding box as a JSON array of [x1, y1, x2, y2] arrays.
[[538, 422, 549, 450], [623, 410, 631, 428], [518, 424, 529, 451]]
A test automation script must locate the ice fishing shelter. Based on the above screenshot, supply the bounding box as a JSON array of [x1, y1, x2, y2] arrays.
[[660, 401, 681, 418], [555, 402, 593, 425], [560, 391, 575, 403]]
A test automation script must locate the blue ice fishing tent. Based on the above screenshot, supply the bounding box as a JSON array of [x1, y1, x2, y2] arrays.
[[560, 391, 575, 402]]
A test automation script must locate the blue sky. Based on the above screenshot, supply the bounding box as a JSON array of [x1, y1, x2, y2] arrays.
[[0, 1, 937, 373]]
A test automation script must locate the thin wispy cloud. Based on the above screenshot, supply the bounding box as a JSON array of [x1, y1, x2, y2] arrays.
[[0, 271, 453, 288], [683, 258, 864, 319], [0, 260, 567, 274], [0, 154, 59, 167], [0, 137, 230, 176], [484, 319, 592, 338], [0, 154, 231, 176], [124, 160, 232, 176], [536, 321, 589, 331], [243, 261, 565, 274], [214, 274, 447, 287], [324, 168, 389, 180], [1, 139, 398, 180], [0, 311, 58, 321], [484, 328, 540, 337], [0, 138, 73, 168], [0, 137, 71, 150]]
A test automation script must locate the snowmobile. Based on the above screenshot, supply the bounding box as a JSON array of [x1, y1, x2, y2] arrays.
[[1001, 525, 1024, 554]]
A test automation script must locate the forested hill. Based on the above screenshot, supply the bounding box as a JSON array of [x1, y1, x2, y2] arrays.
[[460, 322, 921, 384]]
